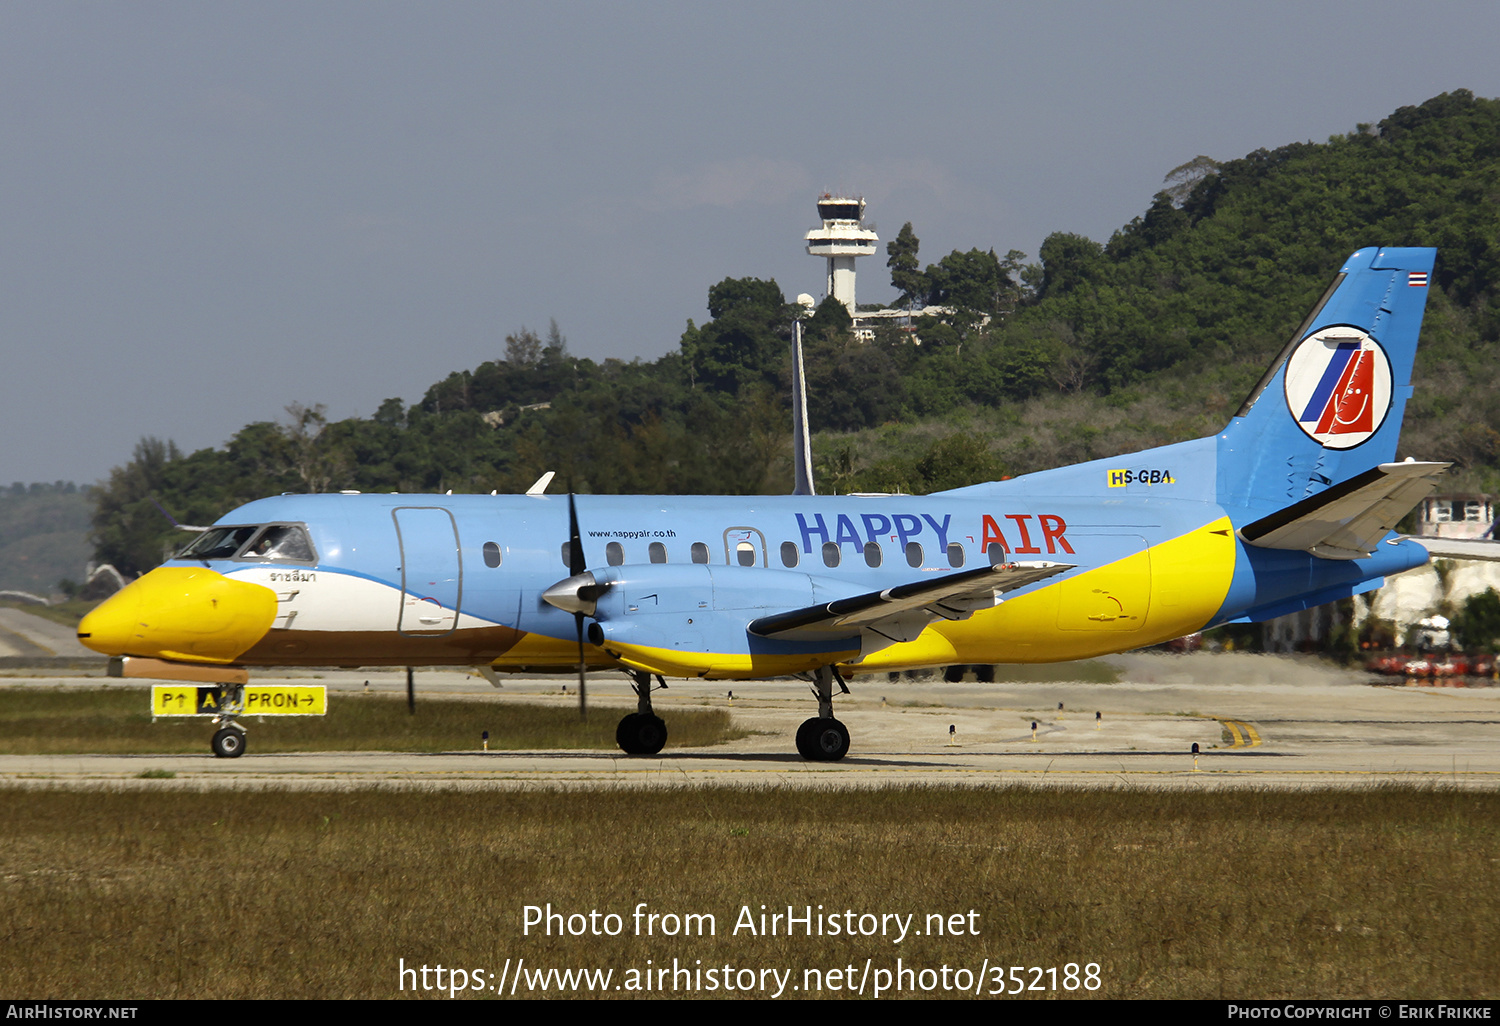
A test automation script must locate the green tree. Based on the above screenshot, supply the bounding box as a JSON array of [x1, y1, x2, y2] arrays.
[[1162, 155, 1219, 205], [682, 277, 792, 394], [925, 248, 1009, 314], [886, 222, 927, 308], [1035, 233, 1104, 300], [706, 277, 784, 320], [544, 318, 569, 358], [505, 327, 542, 368], [804, 295, 852, 340], [283, 403, 349, 493], [90, 437, 186, 576], [915, 434, 1002, 492], [1453, 588, 1500, 651], [800, 328, 905, 431]]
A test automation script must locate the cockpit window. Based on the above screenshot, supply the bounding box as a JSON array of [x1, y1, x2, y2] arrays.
[[176, 523, 316, 564], [178, 526, 259, 561], [240, 525, 316, 563]]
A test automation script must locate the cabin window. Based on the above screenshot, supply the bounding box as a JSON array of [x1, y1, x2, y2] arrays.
[[986, 542, 1006, 565], [649, 542, 667, 563], [905, 542, 923, 568], [947, 542, 965, 568], [822, 541, 841, 568], [780, 541, 799, 568], [560, 542, 572, 567], [736, 542, 756, 567], [691, 542, 710, 564], [864, 541, 882, 568], [483, 541, 502, 568], [606, 542, 625, 566]]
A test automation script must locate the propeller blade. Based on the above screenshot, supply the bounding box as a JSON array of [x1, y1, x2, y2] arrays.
[[575, 610, 587, 722], [568, 491, 586, 576], [568, 491, 587, 721]]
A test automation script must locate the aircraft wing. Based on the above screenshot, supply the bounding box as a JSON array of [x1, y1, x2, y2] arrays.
[[748, 561, 1074, 645], [1405, 536, 1500, 562], [1239, 461, 1449, 560]]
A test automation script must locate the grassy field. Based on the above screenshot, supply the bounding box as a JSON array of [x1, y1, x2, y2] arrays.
[[0, 686, 746, 754], [0, 786, 1495, 1000]]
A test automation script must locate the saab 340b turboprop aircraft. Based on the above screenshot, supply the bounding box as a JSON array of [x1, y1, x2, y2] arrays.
[[80, 247, 1451, 760]]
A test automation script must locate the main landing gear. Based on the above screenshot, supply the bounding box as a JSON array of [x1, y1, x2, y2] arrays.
[[796, 665, 851, 762], [616, 670, 668, 755]]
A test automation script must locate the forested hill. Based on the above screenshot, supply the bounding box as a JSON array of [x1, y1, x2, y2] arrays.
[[0, 484, 90, 596], [91, 90, 1500, 576]]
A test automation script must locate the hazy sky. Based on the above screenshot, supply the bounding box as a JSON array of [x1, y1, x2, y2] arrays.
[[5, 1, 1499, 486]]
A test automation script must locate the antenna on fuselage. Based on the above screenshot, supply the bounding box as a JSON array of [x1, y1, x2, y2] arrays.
[[792, 319, 815, 496]]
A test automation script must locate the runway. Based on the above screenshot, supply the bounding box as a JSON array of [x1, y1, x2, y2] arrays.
[[3, 651, 1498, 790], [0, 606, 99, 659]]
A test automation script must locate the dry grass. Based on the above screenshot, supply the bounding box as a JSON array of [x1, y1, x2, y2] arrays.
[[1, 786, 1495, 999], [0, 687, 745, 754]]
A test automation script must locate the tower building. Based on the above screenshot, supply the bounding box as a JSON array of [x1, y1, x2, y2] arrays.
[[805, 194, 878, 315]]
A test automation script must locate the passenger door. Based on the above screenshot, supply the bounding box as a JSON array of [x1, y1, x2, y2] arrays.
[[393, 507, 462, 635]]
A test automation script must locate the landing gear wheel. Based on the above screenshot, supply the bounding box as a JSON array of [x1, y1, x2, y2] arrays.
[[616, 713, 667, 755], [943, 665, 964, 683], [795, 717, 850, 761], [211, 727, 246, 759]]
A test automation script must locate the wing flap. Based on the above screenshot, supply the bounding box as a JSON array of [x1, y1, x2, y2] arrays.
[[1240, 461, 1449, 559], [748, 561, 1073, 642]]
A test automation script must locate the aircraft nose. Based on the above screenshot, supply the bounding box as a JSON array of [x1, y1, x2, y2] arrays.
[[77, 566, 279, 664]]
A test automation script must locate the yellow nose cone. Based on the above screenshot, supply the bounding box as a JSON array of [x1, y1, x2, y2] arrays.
[[77, 567, 278, 664]]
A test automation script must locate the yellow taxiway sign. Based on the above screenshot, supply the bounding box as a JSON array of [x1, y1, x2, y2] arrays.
[[151, 685, 326, 717]]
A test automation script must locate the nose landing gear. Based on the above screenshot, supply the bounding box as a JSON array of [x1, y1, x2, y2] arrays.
[[208, 687, 247, 757], [211, 725, 247, 758]]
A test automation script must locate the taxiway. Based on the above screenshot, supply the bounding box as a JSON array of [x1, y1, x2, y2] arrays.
[[2, 651, 1496, 790]]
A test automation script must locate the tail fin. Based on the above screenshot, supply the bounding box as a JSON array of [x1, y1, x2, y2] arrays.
[[1217, 246, 1436, 513]]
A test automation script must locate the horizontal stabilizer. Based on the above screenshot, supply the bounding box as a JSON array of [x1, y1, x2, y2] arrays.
[[1240, 461, 1449, 560], [1406, 536, 1500, 563], [748, 561, 1073, 644]]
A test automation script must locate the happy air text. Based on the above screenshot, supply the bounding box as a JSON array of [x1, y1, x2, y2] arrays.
[[795, 512, 1073, 557]]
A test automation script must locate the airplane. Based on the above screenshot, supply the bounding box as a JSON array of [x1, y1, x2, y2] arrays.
[[79, 246, 1451, 760]]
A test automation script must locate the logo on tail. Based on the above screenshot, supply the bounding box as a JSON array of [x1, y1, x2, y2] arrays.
[[1283, 327, 1393, 450]]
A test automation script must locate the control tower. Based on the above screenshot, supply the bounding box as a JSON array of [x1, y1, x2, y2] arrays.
[[805, 194, 878, 315]]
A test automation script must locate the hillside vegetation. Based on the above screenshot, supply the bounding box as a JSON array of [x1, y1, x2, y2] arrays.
[[89, 91, 1500, 576], [0, 484, 90, 595]]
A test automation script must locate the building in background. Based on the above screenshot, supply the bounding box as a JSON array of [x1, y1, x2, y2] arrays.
[[805, 194, 878, 317], [1418, 494, 1496, 539]]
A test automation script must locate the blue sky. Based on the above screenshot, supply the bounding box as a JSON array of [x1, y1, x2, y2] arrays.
[[5, 1, 1499, 485]]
